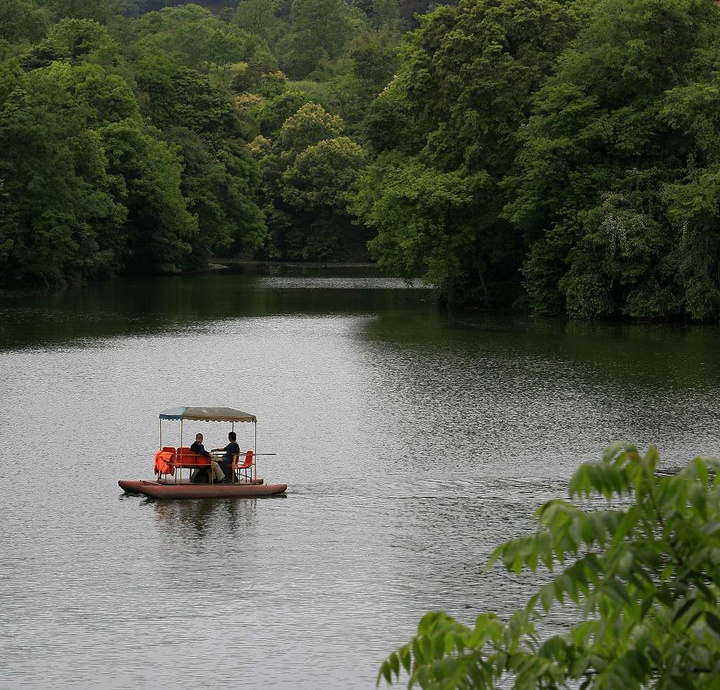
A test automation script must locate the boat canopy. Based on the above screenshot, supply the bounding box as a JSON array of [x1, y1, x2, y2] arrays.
[[159, 406, 257, 423]]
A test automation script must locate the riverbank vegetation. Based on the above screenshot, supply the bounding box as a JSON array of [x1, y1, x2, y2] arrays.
[[2, 0, 720, 320], [380, 443, 720, 688]]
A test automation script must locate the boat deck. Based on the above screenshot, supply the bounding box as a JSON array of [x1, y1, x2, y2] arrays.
[[118, 480, 287, 499]]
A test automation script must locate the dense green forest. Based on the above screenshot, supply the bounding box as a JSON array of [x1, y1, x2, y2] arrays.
[[2, 0, 720, 320]]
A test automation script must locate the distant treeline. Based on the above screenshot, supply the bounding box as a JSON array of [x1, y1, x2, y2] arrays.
[[2, 0, 720, 320], [0, 0, 404, 284]]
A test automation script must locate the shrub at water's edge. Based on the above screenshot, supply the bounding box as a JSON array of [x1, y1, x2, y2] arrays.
[[380, 443, 720, 688]]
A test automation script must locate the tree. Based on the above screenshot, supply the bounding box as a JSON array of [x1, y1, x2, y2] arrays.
[[135, 4, 254, 71], [508, 0, 720, 319], [37, 0, 121, 23], [276, 102, 344, 155], [348, 30, 398, 86], [23, 17, 118, 67], [255, 103, 368, 260], [353, 152, 490, 294], [231, 55, 287, 98], [132, 53, 266, 261], [233, 0, 278, 41], [370, 0, 400, 31], [166, 127, 266, 265], [279, 135, 367, 258], [278, 0, 365, 78], [0, 2, 275, 285], [357, 0, 578, 307], [255, 89, 311, 135], [380, 443, 720, 689], [136, 57, 240, 136], [0, 0, 51, 45], [100, 118, 197, 274], [282, 136, 366, 210], [0, 61, 128, 286]]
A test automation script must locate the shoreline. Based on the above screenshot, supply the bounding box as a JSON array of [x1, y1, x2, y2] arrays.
[[214, 258, 377, 269]]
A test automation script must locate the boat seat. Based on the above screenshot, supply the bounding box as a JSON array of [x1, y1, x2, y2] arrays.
[[173, 447, 214, 484], [232, 450, 254, 483], [175, 448, 212, 467]]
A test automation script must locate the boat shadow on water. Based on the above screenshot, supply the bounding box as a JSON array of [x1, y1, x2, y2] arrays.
[[149, 496, 278, 537]]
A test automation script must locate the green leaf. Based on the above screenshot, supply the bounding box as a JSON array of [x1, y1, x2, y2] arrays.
[[706, 612, 720, 638], [602, 441, 628, 463], [379, 660, 391, 685], [673, 596, 696, 624], [389, 652, 399, 677]]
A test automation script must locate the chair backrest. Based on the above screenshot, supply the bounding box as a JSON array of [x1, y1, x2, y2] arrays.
[[233, 450, 253, 469], [175, 447, 210, 467]]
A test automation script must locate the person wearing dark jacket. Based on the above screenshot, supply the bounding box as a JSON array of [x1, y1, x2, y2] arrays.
[[212, 431, 240, 482], [190, 433, 225, 483]]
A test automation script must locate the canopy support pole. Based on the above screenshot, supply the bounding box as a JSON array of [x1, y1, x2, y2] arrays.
[[159, 419, 162, 448], [254, 421, 257, 482], [179, 420, 183, 484]]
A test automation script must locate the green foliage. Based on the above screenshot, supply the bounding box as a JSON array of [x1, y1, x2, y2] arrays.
[[368, 0, 401, 32], [0, 62, 126, 286], [0, 0, 412, 288], [134, 4, 256, 71], [348, 31, 398, 87], [232, 0, 279, 42], [508, 0, 720, 319], [171, 129, 266, 265], [0, 0, 50, 45], [351, 0, 720, 320], [100, 118, 197, 273], [380, 444, 720, 688], [254, 90, 312, 135], [18, 0, 720, 310], [282, 136, 366, 210], [278, 0, 367, 78], [231, 55, 286, 97], [38, 0, 121, 23], [362, 80, 414, 153], [136, 57, 240, 136], [356, 0, 577, 306], [0, 1, 272, 287], [255, 102, 369, 260], [276, 102, 344, 155]]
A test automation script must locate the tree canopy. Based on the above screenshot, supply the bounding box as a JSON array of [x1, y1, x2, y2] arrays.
[[5, 0, 720, 322], [0, 0, 397, 286], [508, 0, 720, 320], [354, 0, 720, 321], [355, 0, 579, 306]]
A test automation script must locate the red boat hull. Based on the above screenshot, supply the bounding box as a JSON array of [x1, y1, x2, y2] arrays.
[[119, 479, 287, 499]]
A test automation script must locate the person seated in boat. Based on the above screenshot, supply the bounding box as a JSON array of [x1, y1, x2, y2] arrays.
[[190, 433, 225, 484], [211, 431, 240, 482]]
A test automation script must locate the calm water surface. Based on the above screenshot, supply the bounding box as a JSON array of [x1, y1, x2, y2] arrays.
[[1, 266, 719, 688]]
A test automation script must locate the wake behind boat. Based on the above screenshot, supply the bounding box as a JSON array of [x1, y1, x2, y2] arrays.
[[119, 406, 287, 499]]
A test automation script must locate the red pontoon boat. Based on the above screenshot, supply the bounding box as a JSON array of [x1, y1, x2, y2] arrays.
[[119, 406, 287, 499]]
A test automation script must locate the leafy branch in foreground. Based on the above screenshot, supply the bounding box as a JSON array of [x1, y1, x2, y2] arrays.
[[380, 444, 720, 688]]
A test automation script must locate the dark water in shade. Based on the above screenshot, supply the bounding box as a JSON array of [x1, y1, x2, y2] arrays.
[[1, 265, 720, 688]]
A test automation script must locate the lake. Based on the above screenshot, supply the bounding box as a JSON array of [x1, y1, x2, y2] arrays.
[[1, 265, 719, 688]]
